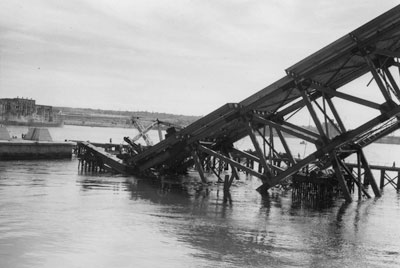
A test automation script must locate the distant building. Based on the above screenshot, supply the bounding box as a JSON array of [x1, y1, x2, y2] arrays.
[[0, 97, 63, 127]]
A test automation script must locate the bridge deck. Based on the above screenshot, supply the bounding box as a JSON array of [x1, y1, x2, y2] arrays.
[[131, 4, 400, 172], [79, 141, 134, 175], [79, 5, 400, 201]]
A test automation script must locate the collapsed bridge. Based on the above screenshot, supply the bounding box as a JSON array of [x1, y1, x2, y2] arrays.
[[79, 5, 400, 202]]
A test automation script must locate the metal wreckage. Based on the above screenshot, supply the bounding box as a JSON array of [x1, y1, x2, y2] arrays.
[[77, 5, 400, 202]]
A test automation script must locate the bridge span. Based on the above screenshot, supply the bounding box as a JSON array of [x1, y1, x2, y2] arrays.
[[80, 5, 400, 202]]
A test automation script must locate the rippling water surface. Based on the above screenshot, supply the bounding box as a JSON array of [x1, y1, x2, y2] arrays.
[[1, 126, 400, 267]]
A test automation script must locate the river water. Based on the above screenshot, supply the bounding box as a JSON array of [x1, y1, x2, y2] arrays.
[[1, 125, 400, 268]]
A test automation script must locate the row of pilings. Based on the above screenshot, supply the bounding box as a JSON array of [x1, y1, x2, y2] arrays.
[[78, 158, 107, 174], [74, 142, 355, 203], [291, 177, 339, 207], [76, 143, 108, 174]]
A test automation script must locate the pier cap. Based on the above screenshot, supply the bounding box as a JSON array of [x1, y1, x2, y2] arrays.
[[24, 128, 53, 141]]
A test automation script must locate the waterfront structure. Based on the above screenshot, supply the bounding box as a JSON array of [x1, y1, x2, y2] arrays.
[[0, 126, 73, 160], [0, 97, 63, 127]]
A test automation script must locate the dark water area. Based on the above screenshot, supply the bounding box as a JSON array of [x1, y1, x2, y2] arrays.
[[1, 126, 400, 267], [1, 159, 400, 268]]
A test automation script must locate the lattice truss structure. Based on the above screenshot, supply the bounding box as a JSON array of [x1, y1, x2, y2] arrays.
[[127, 5, 400, 202]]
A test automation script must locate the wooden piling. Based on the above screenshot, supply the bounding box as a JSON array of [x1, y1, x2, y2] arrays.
[[380, 169, 385, 189], [398, 171, 400, 191]]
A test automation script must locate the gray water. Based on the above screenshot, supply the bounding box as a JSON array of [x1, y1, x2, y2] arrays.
[[1, 125, 400, 268]]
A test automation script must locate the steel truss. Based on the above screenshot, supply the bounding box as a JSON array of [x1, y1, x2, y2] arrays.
[[90, 5, 400, 203], [185, 5, 400, 202]]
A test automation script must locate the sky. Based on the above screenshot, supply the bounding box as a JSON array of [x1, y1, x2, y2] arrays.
[[0, 0, 399, 119]]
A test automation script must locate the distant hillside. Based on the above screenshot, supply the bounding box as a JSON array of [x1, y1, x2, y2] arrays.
[[53, 106, 400, 145], [54, 106, 201, 128]]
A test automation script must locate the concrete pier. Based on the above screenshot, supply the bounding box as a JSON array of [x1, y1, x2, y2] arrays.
[[0, 140, 74, 160], [0, 126, 73, 160]]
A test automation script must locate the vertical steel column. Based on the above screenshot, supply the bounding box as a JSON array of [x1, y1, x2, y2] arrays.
[[223, 149, 240, 191], [359, 149, 381, 197], [246, 121, 273, 178], [357, 151, 362, 199], [323, 94, 329, 138], [299, 88, 328, 143], [380, 169, 385, 189], [191, 149, 207, 183], [382, 66, 400, 101], [269, 126, 274, 165], [337, 158, 371, 199], [325, 97, 346, 133], [397, 171, 400, 191], [364, 55, 393, 103], [223, 174, 232, 204], [331, 152, 352, 202], [276, 129, 296, 166], [263, 126, 266, 156]]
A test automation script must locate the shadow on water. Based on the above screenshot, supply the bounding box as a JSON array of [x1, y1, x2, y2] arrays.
[[76, 175, 297, 265], [74, 172, 400, 267], [78, 174, 129, 192], [77, 171, 218, 206], [125, 176, 237, 210], [123, 178, 353, 267]]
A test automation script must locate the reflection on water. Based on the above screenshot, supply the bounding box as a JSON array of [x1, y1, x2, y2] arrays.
[[1, 159, 400, 268]]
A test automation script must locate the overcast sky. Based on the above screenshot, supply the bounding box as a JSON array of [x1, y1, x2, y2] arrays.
[[0, 0, 399, 117]]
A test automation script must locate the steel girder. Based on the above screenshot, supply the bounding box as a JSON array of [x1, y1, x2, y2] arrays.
[[122, 5, 400, 202]]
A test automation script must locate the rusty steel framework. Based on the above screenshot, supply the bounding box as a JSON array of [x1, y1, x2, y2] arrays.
[[80, 5, 400, 202]]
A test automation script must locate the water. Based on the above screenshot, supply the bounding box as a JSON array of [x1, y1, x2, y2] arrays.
[[1, 125, 400, 267]]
